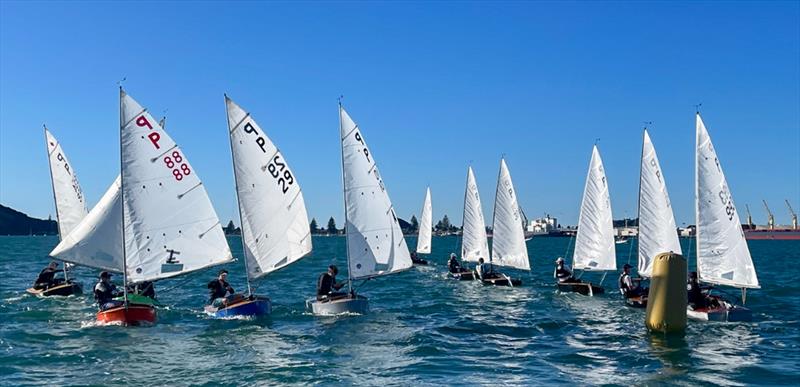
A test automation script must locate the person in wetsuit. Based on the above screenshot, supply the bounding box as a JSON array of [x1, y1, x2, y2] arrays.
[[34, 261, 63, 290], [687, 271, 707, 309], [94, 271, 123, 310], [554, 257, 578, 283], [127, 281, 156, 300], [619, 263, 645, 298], [476, 257, 496, 280], [448, 253, 463, 273], [316, 265, 345, 301], [207, 270, 235, 307]]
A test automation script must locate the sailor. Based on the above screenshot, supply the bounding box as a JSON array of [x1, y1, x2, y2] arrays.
[[554, 257, 577, 283], [33, 261, 62, 290], [316, 265, 346, 300], [687, 271, 706, 309], [410, 252, 426, 264], [94, 272, 123, 310], [476, 257, 494, 280], [207, 270, 235, 307], [618, 263, 643, 298], [128, 281, 156, 299], [447, 253, 463, 273]]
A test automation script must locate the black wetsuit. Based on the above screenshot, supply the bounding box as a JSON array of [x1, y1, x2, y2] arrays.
[[687, 280, 705, 309], [94, 281, 120, 310], [316, 272, 344, 300], [555, 266, 576, 283], [448, 258, 462, 273], [34, 267, 60, 289], [207, 280, 234, 304]]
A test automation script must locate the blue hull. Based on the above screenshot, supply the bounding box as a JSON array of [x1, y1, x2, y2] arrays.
[[212, 297, 271, 318]]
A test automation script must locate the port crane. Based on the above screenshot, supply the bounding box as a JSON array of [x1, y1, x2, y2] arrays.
[[763, 200, 775, 230], [745, 204, 754, 227], [787, 200, 798, 230]]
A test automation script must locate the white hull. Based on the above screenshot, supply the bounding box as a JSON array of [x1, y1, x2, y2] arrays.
[[307, 294, 368, 316], [687, 304, 753, 322]]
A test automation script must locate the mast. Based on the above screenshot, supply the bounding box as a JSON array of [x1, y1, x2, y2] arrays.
[[489, 158, 503, 269], [694, 112, 701, 275], [225, 94, 253, 296], [460, 166, 470, 260], [636, 128, 645, 276], [43, 125, 69, 281], [338, 100, 352, 293], [119, 87, 128, 305]]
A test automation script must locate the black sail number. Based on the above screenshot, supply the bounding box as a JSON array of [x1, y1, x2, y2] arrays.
[[267, 154, 294, 194]]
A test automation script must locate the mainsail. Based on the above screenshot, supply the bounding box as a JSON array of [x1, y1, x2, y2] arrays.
[[695, 114, 759, 288], [340, 105, 412, 280], [490, 158, 530, 270], [573, 145, 616, 271], [120, 89, 232, 283], [225, 96, 312, 279], [50, 177, 125, 272], [637, 129, 682, 277], [461, 167, 490, 263], [44, 127, 89, 238], [416, 187, 432, 254]]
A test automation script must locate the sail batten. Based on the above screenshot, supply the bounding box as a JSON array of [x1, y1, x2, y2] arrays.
[[340, 106, 412, 280], [461, 167, 490, 263], [416, 187, 433, 254], [573, 145, 616, 271], [695, 114, 759, 289], [490, 159, 530, 270], [225, 96, 312, 280], [637, 130, 682, 277]]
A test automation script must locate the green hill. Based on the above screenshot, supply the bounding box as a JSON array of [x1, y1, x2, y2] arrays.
[[0, 204, 58, 236]]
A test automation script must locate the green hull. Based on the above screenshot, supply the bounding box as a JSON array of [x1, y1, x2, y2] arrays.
[[114, 294, 160, 306]]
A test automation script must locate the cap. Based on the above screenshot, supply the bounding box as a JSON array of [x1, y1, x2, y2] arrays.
[[99, 271, 112, 278], [555, 257, 565, 263], [450, 253, 456, 258], [623, 263, 632, 269]]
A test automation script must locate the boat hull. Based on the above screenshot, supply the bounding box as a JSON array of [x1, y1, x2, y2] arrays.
[[206, 296, 271, 318], [625, 295, 648, 308], [481, 275, 522, 287], [308, 294, 368, 315], [96, 303, 156, 326], [26, 281, 82, 297], [687, 304, 752, 322], [450, 270, 476, 281], [557, 282, 605, 296], [412, 258, 429, 265]]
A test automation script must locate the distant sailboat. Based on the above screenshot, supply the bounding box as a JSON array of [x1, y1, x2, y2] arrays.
[[690, 113, 759, 322], [449, 166, 490, 281], [627, 128, 682, 307], [27, 127, 90, 297], [483, 158, 529, 286], [412, 187, 432, 265], [308, 103, 412, 315], [53, 89, 233, 325], [557, 145, 616, 296], [211, 95, 313, 317]]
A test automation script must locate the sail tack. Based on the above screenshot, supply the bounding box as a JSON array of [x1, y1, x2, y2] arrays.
[[340, 105, 412, 280], [490, 159, 530, 270], [637, 130, 682, 277], [695, 114, 759, 288], [44, 128, 89, 238], [416, 187, 432, 254], [225, 96, 312, 279], [50, 177, 125, 272], [573, 145, 616, 271], [461, 167, 490, 263], [120, 89, 232, 283]]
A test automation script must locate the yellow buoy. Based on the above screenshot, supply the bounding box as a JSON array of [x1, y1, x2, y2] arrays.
[[645, 252, 687, 334]]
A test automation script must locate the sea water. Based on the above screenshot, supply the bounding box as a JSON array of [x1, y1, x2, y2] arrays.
[[1, 236, 798, 386]]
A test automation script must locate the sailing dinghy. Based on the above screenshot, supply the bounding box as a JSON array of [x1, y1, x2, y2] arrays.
[[207, 96, 313, 318], [28, 127, 89, 297], [557, 145, 616, 296], [627, 129, 683, 308], [448, 167, 490, 281], [690, 113, 759, 322], [483, 158, 529, 286], [412, 187, 432, 265], [307, 103, 413, 315]]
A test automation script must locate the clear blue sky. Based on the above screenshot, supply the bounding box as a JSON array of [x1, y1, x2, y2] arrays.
[[1, 1, 798, 228]]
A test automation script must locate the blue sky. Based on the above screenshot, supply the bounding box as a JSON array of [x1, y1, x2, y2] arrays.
[[1, 1, 798, 228]]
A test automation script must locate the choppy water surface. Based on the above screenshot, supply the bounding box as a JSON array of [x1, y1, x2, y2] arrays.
[[1, 236, 798, 386]]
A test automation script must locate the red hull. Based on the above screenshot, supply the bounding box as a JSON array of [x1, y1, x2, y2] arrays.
[[97, 303, 156, 326], [744, 230, 800, 240]]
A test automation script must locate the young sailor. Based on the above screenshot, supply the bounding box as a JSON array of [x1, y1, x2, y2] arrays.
[[207, 270, 235, 307], [475, 257, 495, 280], [316, 265, 346, 300], [33, 261, 63, 290], [687, 271, 719, 310], [127, 281, 156, 300], [619, 263, 645, 298], [554, 257, 578, 283], [94, 272, 122, 310], [447, 253, 463, 273]]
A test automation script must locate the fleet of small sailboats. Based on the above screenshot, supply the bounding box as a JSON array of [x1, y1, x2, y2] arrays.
[[30, 92, 762, 326]]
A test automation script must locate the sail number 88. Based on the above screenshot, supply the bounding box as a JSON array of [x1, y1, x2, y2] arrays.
[[164, 151, 191, 181], [267, 154, 294, 193]]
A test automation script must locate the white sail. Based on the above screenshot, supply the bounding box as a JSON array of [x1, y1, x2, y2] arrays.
[[573, 145, 616, 271], [225, 96, 312, 279], [695, 114, 759, 288], [490, 158, 530, 270], [340, 105, 412, 280], [50, 177, 125, 272], [416, 187, 432, 254], [637, 129, 682, 277], [120, 89, 232, 283], [461, 167, 490, 263], [44, 128, 89, 238]]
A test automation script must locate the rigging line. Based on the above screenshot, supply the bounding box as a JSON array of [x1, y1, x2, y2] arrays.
[[626, 234, 635, 264], [150, 144, 179, 162]]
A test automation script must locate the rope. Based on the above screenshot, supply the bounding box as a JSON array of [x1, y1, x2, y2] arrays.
[[626, 235, 635, 264]]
